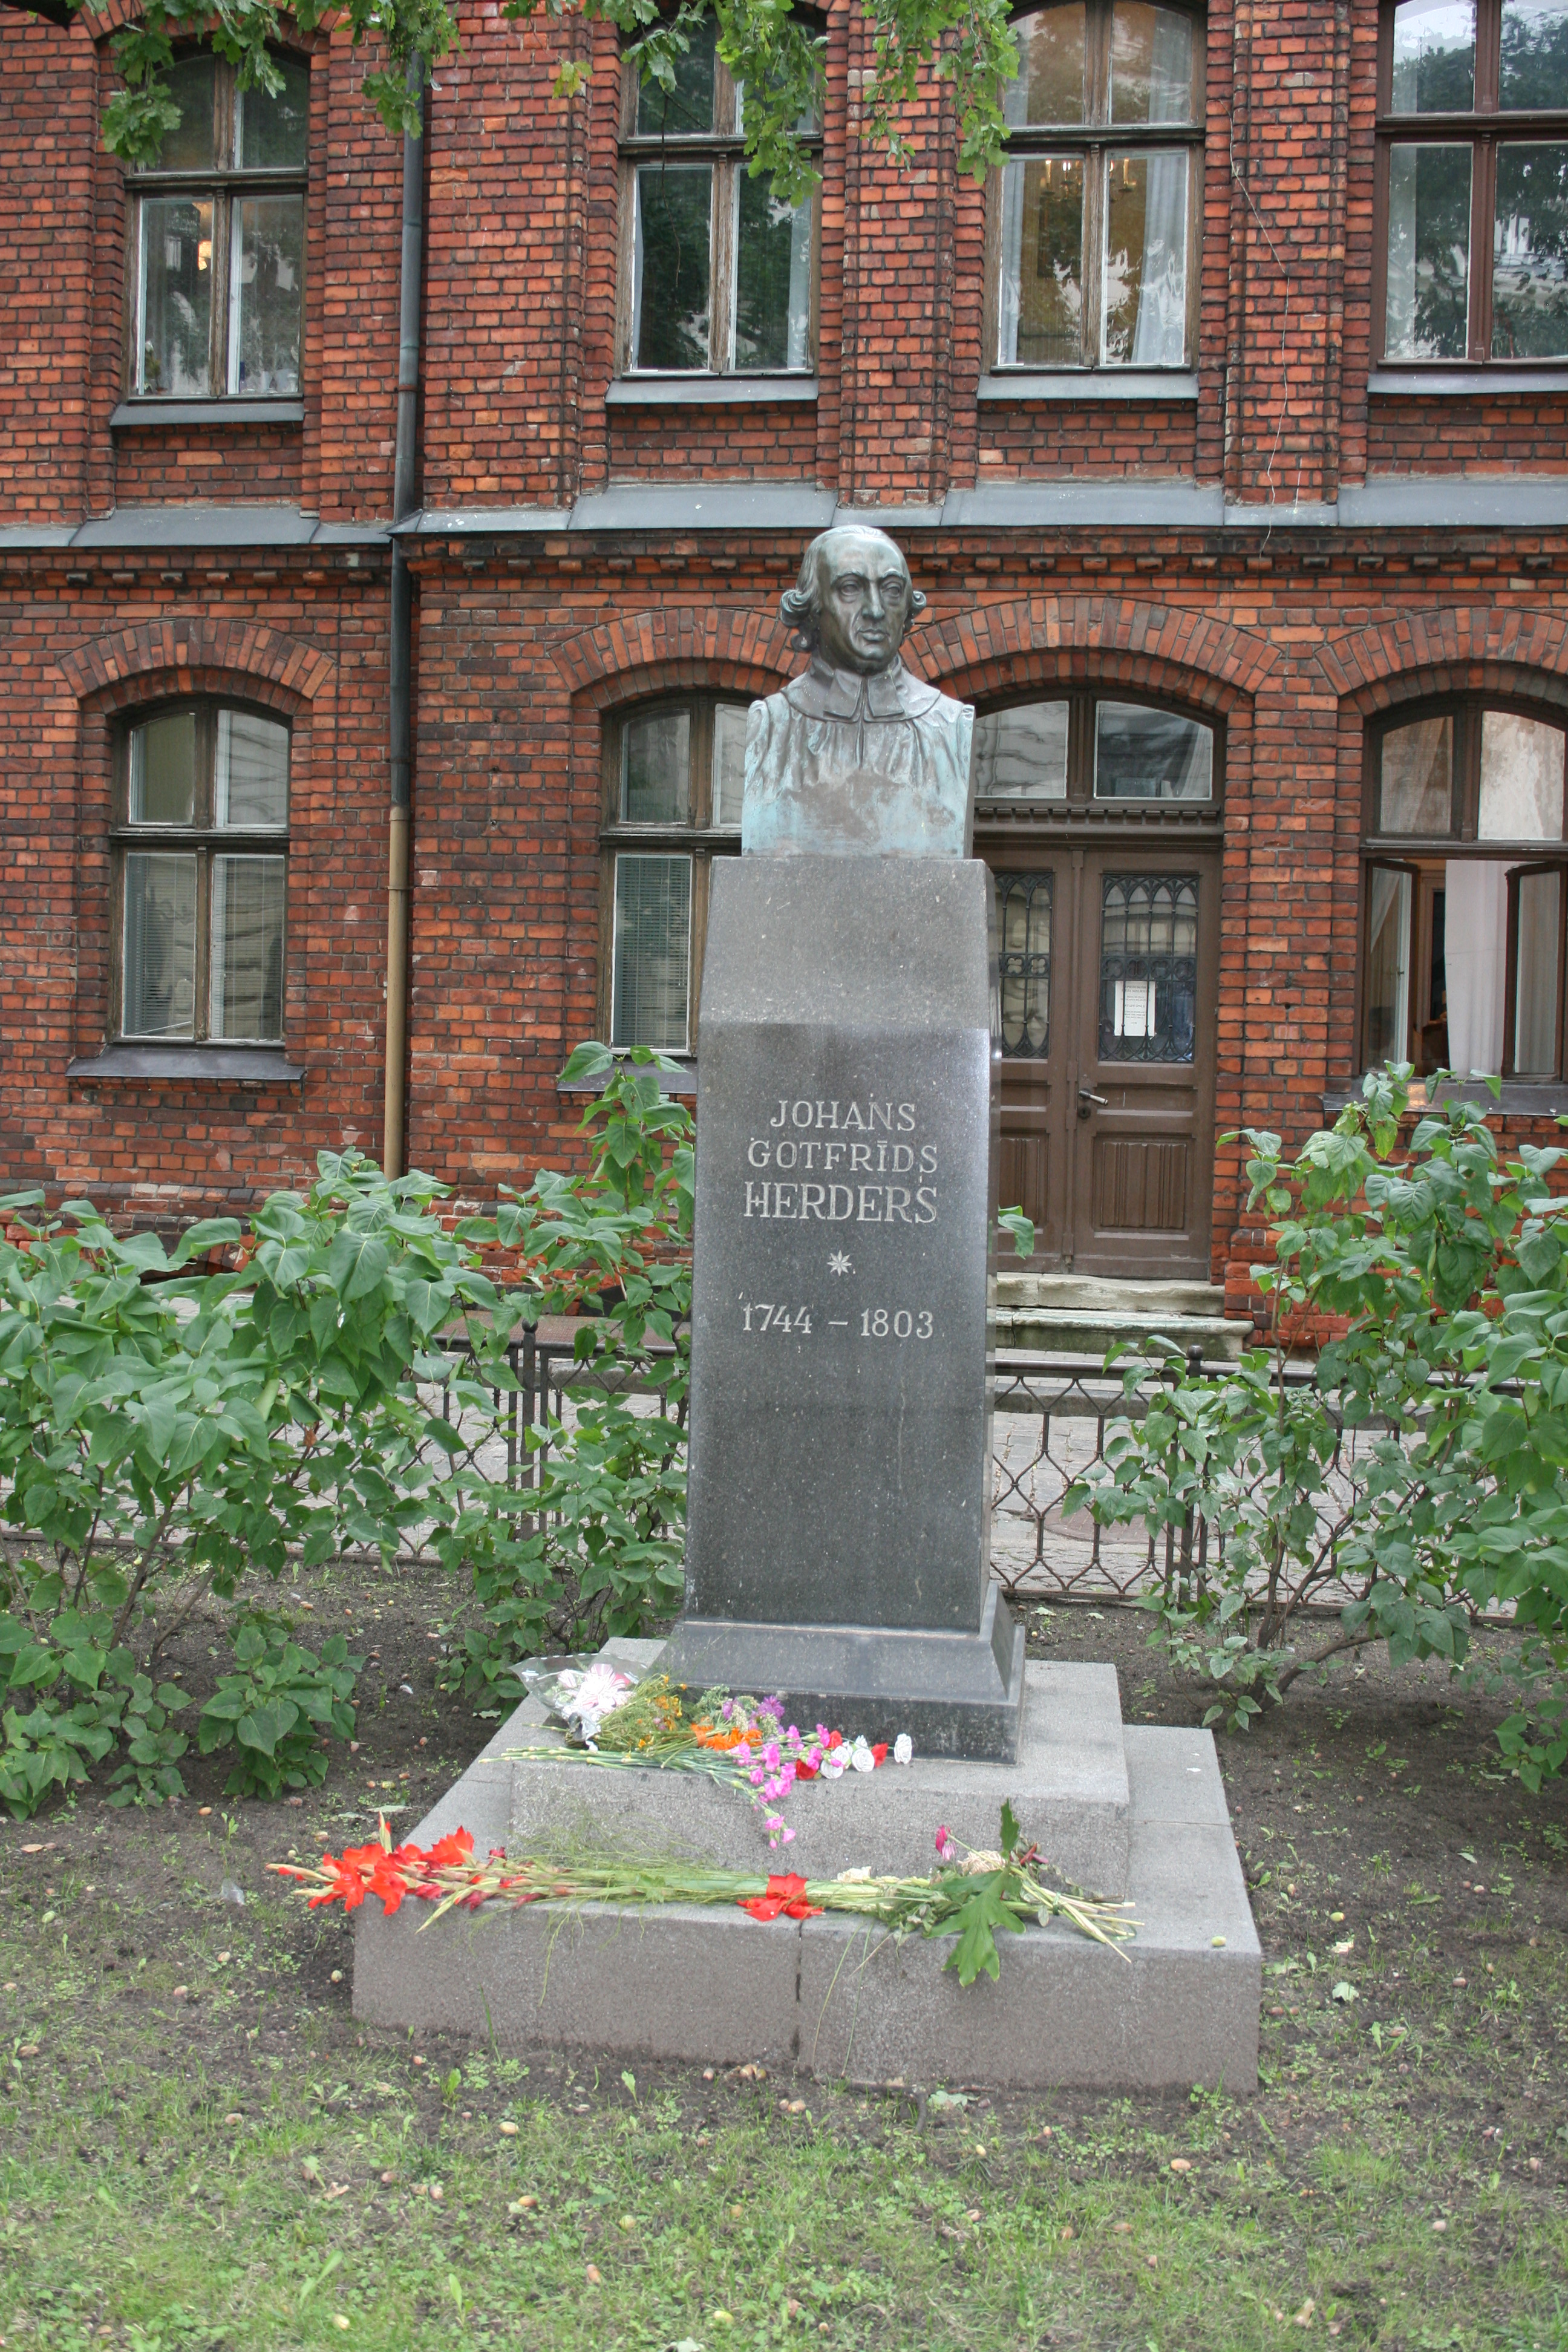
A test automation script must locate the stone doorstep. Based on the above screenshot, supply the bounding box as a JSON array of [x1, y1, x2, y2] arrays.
[[500, 1659, 1128, 1897], [351, 1722, 1260, 2093]]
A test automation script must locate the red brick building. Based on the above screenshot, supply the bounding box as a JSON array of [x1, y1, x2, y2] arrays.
[[6, 0, 1568, 1321]]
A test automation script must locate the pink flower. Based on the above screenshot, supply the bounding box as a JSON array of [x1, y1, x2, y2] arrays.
[[732, 1741, 751, 1765], [750, 1767, 766, 1787], [935, 1825, 958, 1864], [763, 1740, 782, 1769]]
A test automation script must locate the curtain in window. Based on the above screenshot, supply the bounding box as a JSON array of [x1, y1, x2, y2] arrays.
[[1444, 858, 1508, 1075]]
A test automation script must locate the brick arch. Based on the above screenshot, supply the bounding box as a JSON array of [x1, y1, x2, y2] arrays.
[[1321, 606, 1568, 713], [59, 619, 336, 715], [555, 607, 797, 706], [909, 596, 1277, 713]]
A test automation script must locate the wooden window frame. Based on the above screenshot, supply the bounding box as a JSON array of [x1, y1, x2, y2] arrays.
[[123, 48, 309, 404], [972, 687, 1224, 827], [598, 695, 750, 1050], [1373, 0, 1568, 367], [615, 34, 822, 377], [984, 0, 1206, 374], [1358, 693, 1568, 1074], [111, 697, 290, 1045]]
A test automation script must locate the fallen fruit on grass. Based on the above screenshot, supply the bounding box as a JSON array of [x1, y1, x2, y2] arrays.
[[1170, 2158, 1193, 2173], [498, 2120, 519, 2136], [585, 2265, 603, 2285]]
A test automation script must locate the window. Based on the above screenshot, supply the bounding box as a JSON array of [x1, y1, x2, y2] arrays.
[[1377, 0, 1568, 364], [973, 691, 1215, 803], [125, 50, 308, 400], [1362, 698, 1568, 1076], [992, 0, 1203, 371], [115, 704, 289, 1043], [603, 699, 748, 1050], [619, 21, 818, 376]]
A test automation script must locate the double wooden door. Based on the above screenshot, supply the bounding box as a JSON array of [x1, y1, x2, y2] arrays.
[[990, 846, 1221, 1278]]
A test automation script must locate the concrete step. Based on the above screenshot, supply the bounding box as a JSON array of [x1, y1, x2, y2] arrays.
[[990, 1307, 1246, 1361], [990, 1275, 1248, 1362]]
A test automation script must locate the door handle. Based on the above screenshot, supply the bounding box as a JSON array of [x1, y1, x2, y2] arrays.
[[1077, 1083, 1108, 1120]]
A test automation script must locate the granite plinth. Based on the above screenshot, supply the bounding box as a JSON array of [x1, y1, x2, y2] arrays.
[[502, 1656, 1128, 1895], [677, 854, 1020, 1759], [351, 1722, 1259, 2092], [662, 1581, 1026, 1765]]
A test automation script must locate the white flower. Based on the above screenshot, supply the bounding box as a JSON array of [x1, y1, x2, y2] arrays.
[[849, 1737, 876, 1774], [893, 1733, 913, 1766], [821, 1749, 849, 1780], [560, 1662, 632, 1739]]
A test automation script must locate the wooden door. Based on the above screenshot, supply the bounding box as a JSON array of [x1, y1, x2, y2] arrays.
[[991, 848, 1220, 1278]]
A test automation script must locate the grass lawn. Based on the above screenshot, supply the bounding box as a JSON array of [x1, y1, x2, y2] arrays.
[[2, 1573, 1566, 2351]]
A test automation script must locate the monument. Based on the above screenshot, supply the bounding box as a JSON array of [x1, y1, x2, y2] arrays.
[[662, 526, 1026, 1760], [351, 530, 1262, 2092]]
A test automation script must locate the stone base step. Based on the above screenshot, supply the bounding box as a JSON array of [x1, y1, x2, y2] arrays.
[[353, 1723, 1261, 2092], [994, 1274, 1229, 1317]]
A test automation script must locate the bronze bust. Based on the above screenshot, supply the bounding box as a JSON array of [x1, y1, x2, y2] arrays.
[[741, 526, 975, 857]]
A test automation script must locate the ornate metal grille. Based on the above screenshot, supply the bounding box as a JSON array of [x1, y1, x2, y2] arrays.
[[1098, 872, 1198, 1063], [996, 870, 1053, 1057]]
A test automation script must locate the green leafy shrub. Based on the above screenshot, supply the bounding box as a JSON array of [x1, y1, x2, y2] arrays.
[[0, 1565, 188, 1817], [1067, 1066, 1568, 1780], [197, 1624, 362, 1799]]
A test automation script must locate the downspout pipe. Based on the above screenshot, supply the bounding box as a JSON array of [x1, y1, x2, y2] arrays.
[[383, 59, 426, 1181]]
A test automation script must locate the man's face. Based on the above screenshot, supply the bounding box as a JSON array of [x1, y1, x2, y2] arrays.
[[813, 532, 913, 674]]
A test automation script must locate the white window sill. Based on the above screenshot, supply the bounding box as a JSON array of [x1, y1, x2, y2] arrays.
[[607, 376, 818, 407], [978, 370, 1198, 403]]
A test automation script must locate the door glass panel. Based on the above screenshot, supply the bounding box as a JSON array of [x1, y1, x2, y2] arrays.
[[1094, 702, 1212, 799], [1103, 150, 1189, 365], [712, 705, 748, 828], [998, 157, 1085, 366], [1379, 713, 1453, 833], [215, 710, 289, 828], [1004, 4, 1086, 124], [1098, 873, 1198, 1062], [1500, 0, 1568, 108], [622, 708, 690, 823], [1383, 144, 1472, 361], [1445, 858, 1508, 1072], [1111, 4, 1195, 122], [1479, 711, 1566, 837], [612, 854, 691, 1050], [129, 710, 197, 826], [1515, 868, 1561, 1072], [1390, 0, 1476, 111], [974, 702, 1070, 797], [996, 872, 1054, 1056], [1491, 145, 1568, 358], [210, 854, 286, 1039], [632, 165, 713, 370], [123, 852, 198, 1038], [1363, 865, 1413, 1067]]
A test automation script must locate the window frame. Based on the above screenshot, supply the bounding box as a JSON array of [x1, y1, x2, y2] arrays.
[[614, 35, 822, 379], [1358, 692, 1568, 1076], [1373, 0, 1568, 368], [598, 695, 750, 1053], [122, 47, 310, 407], [972, 685, 1225, 817], [111, 696, 291, 1046], [984, 0, 1206, 376]]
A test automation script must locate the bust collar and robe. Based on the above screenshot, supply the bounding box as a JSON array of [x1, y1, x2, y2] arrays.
[[740, 530, 976, 859]]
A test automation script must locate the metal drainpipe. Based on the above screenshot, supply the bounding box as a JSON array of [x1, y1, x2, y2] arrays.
[[383, 61, 426, 1180]]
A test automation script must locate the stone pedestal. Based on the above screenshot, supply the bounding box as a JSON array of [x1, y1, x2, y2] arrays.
[[663, 855, 1024, 1761], [352, 1645, 1262, 2091]]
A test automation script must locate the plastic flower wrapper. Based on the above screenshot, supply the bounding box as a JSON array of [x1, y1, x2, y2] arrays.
[[893, 1733, 913, 1765], [514, 1654, 639, 1743]]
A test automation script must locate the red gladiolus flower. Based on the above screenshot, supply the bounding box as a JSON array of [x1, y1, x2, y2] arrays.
[[737, 1872, 823, 1923]]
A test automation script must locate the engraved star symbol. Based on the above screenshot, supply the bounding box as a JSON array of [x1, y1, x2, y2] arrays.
[[827, 1251, 853, 1276]]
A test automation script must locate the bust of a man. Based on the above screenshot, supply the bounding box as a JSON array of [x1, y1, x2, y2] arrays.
[[741, 526, 975, 857]]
